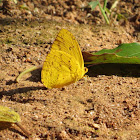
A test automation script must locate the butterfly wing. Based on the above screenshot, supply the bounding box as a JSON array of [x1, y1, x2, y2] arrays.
[[41, 50, 85, 89], [51, 29, 84, 69]]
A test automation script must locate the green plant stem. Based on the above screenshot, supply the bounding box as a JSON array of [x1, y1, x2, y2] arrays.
[[98, 2, 109, 24], [16, 66, 42, 82], [103, 0, 107, 10]]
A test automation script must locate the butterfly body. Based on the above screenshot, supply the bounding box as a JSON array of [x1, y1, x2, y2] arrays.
[[41, 29, 88, 89]]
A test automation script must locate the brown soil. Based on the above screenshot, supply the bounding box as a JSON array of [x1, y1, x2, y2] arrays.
[[0, 0, 140, 140]]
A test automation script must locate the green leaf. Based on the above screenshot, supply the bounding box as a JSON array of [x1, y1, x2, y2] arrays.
[[117, 13, 127, 21], [88, 1, 99, 11], [105, 7, 111, 15], [84, 43, 140, 64], [0, 105, 20, 123]]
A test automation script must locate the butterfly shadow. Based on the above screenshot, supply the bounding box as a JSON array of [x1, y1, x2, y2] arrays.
[[25, 67, 42, 82], [87, 63, 140, 77], [0, 67, 47, 100], [0, 86, 47, 100]]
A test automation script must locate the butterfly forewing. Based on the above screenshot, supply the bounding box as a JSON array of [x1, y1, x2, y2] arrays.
[[51, 29, 84, 69]]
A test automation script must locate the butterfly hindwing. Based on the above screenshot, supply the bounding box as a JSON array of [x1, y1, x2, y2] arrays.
[[41, 50, 83, 89]]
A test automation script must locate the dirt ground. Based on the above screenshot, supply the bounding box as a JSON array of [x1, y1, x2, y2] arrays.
[[0, 0, 140, 140]]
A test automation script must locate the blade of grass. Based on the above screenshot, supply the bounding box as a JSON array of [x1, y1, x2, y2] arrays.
[[110, 0, 118, 11], [98, 1, 109, 24], [103, 0, 107, 10]]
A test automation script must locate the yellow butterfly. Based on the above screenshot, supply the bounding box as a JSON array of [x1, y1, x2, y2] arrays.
[[41, 29, 88, 89]]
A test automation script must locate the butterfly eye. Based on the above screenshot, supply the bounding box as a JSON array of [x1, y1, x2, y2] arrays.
[[84, 67, 88, 73]]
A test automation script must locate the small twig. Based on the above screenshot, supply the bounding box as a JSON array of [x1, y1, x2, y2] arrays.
[[15, 122, 31, 138], [16, 65, 42, 83], [87, 63, 103, 68]]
